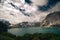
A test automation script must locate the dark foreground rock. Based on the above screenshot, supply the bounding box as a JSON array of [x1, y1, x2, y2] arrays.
[[0, 19, 10, 32]]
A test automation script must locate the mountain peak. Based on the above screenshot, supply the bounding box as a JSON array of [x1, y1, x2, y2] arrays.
[[41, 11, 60, 27]]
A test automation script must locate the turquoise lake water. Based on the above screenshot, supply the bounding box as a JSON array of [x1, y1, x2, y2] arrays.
[[8, 27, 60, 36]]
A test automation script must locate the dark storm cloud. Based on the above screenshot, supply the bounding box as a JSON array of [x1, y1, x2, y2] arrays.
[[38, 0, 60, 11], [25, 0, 32, 5]]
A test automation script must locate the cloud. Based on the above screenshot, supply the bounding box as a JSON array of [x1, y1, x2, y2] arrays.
[[31, 0, 48, 6], [49, 2, 60, 12], [0, 0, 60, 24], [38, 0, 60, 11]]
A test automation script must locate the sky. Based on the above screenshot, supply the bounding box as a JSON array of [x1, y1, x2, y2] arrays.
[[0, 0, 60, 24]]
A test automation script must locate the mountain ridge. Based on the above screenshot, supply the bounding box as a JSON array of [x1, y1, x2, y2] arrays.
[[41, 11, 60, 27]]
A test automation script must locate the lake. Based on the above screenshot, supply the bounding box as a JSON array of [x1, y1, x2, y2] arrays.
[[8, 27, 60, 36]]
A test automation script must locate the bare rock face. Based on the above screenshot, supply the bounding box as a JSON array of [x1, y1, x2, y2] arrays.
[[41, 11, 60, 27]]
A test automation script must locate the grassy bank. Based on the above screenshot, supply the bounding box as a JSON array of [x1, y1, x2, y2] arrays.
[[0, 32, 60, 40]]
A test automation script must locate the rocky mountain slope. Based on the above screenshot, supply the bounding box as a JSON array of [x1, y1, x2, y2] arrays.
[[41, 11, 60, 27], [10, 22, 40, 28]]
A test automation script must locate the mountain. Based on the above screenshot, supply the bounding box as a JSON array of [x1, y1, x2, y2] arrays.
[[0, 19, 10, 32], [41, 11, 60, 27], [11, 22, 40, 28]]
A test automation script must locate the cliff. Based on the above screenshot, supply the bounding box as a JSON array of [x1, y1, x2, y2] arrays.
[[41, 11, 60, 27]]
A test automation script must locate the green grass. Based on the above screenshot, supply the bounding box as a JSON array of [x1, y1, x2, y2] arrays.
[[0, 32, 60, 40]]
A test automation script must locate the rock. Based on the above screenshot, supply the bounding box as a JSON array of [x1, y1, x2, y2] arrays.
[[11, 22, 40, 28], [0, 19, 10, 32], [41, 11, 60, 27]]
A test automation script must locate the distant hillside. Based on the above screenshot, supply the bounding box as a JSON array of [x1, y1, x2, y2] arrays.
[[41, 11, 60, 27], [11, 22, 40, 28]]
